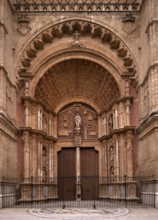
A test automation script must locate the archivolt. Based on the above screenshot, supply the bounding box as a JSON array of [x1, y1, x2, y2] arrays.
[[17, 18, 138, 86]]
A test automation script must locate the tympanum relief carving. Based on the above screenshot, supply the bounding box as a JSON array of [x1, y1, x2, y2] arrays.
[[57, 103, 98, 141]]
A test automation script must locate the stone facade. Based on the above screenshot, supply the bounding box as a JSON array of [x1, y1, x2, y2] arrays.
[[0, 0, 158, 193]]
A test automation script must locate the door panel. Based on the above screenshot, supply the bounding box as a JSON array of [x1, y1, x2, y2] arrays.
[[81, 148, 99, 200], [58, 148, 76, 200]]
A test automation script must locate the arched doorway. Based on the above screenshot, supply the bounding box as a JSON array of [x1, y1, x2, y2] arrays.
[[19, 56, 137, 202], [16, 19, 138, 202]]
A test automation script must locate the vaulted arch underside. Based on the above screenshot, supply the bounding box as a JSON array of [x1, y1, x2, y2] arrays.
[[35, 59, 120, 113]]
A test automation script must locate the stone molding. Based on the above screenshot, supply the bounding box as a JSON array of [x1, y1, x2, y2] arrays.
[[11, 0, 141, 13], [0, 112, 18, 140], [17, 19, 138, 86], [20, 127, 57, 142], [99, 126, 135, 141]]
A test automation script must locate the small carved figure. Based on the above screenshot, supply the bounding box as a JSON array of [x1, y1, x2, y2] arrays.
[[75, 113, 81, 128]]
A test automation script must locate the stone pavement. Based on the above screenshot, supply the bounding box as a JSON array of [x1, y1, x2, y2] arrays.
[[0, 207, 158, 220]]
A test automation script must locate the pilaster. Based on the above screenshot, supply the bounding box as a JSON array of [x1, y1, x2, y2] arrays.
[[126, 131, 133, 177], [23, 131, 30, 179]]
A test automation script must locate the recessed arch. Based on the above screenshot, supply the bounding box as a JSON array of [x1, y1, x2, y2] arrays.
[[33, 58, 121, 113], [29, 48, 125, 100]]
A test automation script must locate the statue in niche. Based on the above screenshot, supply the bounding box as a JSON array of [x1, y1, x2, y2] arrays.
[[74, 113, 82, 146], [108, 114, 113, 132], [109, 146, 114, 163], [75, 113, 81, 129], [42, 114, 47, 133]]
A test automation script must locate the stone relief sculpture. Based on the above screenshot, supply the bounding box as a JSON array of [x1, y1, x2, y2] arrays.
[[57, 103, 98, 140], [75, 113, 81, 129]]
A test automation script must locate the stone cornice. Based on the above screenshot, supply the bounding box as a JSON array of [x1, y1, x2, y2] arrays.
[[12, 1, 141, 14], [99, 96, 133, 115], [22, 96, 56, 116], [20, 127, 57, 142], [99, 126, 136, 141], [0, 112, 18, 138], [139, 62, 158, 87], [136, 111, 158, 137]]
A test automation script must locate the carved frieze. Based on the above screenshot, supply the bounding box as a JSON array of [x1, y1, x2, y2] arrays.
[[12, 1, 142, 13]]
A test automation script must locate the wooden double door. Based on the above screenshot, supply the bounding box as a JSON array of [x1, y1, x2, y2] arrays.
[[58, 147, 99, 200]]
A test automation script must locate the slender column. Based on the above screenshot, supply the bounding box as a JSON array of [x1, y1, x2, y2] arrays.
[[25, 107, 29, 127], [29, 138, 33, 178], [126, 132, 133, 177], [37, 108, 41, 129], [120, 134, 125, 176], [125, 100, 130, 126], [98, 116, 102, 138], [103, 140, 108, 176], [53, 116, 57, 138], [49, 143, 54, 180], [76, 146, 81, 199], [32, 134, 37, 178], [76, 146, 80, 178], [40, 110, 43, 130], [23, 131, 30, 180], [48, 117, 52, 136], [115, 106, 118, 130], [113, 108, 116, 130], [31, 106, 36, 129], [118, 102, 124, 128], [115, 139, 120, 178], [37, 140, 42, 180]]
